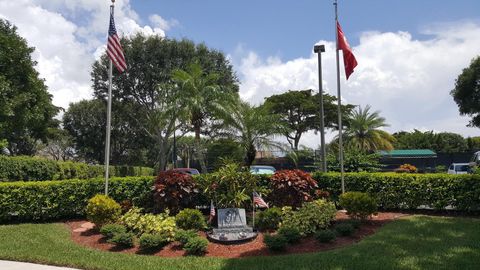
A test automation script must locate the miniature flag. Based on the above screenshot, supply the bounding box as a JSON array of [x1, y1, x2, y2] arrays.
[[253, 191, 269, 208], [209, 200, 215, 221], [337, 21, 357, 80], [107, 8, 127, 73]]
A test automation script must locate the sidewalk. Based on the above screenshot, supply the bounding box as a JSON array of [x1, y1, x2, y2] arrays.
[[0, 260, 81, 270]]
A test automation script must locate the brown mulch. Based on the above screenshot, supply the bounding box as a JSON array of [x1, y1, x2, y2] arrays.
[[66, 211, 408, 258]]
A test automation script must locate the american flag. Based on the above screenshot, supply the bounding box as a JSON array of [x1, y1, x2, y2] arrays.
[[209, 200, 215, 220], [253, 191, 269, 208], [107, 8, 127, 73]]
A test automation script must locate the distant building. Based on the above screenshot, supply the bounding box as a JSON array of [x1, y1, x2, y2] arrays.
[[378, 149, 437, 172]]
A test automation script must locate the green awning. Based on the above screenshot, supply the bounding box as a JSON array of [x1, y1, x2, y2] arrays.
[[378, 149, 437, 159]]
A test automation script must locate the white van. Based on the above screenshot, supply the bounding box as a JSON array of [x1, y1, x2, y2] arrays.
[[447, 163, 470, 174]]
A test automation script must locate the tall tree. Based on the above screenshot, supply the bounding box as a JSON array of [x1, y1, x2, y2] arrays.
[[172, 62, 237, 172], [451, 56, 480, 127], [393, 130, 467, 153], [0, 19, 59, 155], [89, 34, 238, 170], [342, 105, 395, 152], [223, 100, 286, 166], [263, 89, 354, 150], [63, 99, 151, 165]]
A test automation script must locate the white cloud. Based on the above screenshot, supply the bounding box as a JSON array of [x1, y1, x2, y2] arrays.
[[234, 22, 480, 148], [0, 0, 174, 111]]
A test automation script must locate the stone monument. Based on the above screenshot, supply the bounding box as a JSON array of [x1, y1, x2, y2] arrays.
[[207, 208, 257, 244]]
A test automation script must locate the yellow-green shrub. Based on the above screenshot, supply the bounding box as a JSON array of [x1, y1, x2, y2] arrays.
[[280, 199, 336, 236], [86, 194, 121, 227]]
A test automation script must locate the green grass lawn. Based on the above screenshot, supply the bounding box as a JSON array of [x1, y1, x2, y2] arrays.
[[0, 216, 479, 270]]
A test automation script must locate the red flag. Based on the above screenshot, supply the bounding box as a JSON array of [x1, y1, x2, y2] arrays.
[[337, 21, 357, 80]]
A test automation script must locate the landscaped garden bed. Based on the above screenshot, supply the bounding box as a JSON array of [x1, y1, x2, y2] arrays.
[[67, 211, 407, 258]]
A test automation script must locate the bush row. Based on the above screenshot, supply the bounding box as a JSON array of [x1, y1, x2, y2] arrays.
[[313, 172, 480, 211], [0, 156, 154, 182], [0, 176, 154, 222]]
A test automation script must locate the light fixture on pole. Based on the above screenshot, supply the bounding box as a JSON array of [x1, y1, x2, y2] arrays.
[[313, 44, 327, 172]]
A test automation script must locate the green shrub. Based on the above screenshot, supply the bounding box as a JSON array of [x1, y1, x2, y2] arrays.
[[344, 219, 362, 229], [139, 233, 168, 250], [256, 207, 282, 231], [339, 192, 377, 220], [280, 199, 337, 236], [183, 236, 208, 255], [263, 234, 288, 252], [335, 223, 355, 236], [195, 162, 261, 208], [120, 207, 176, 242], [277, 226, 301, 244], [0, 156, 154, 182], [268, 169, 319, 208], [0, 156, 58, 181], [100, 224, 126, 239], [313, 172, 480, 211], [315, 229, 336, 243], [0, 176, 154, 222], [86, 194, 122, 227], [175, 208, 206, 231], [175, 229, 198, 246], [153, 170, 198, 214], [108, 232, 135, 247]]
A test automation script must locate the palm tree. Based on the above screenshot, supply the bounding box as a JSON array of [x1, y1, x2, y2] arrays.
[[172, 62, 236, 172], [223, 100, 287, 166], [342, 105, 395, 152]]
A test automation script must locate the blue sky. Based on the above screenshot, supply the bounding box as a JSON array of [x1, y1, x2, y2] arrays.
[[131, 0, 480, 61], [1, 0, 479, 147]]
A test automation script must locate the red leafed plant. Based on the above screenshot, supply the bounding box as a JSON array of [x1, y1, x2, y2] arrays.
[[268, 169, 319, 208], [153, 171, 198, 214]]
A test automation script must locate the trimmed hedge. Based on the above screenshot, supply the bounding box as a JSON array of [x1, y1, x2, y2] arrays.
[[0, 176, 155, 222], [0, 156, 154, 182], [313, 172, 480, 211]]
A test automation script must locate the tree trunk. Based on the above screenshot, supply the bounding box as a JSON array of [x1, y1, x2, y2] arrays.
[[194, 126, 208, 173], [245, 144, 256, 167]]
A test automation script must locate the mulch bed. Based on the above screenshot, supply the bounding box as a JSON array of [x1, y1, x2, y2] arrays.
[[66, 211, 408, 258]]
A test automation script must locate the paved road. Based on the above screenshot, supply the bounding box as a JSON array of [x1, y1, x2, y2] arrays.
[[0, 260, 82, 270]]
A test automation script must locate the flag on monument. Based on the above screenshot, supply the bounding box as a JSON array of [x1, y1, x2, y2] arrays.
[[107, 9, 127, 73], [337, 21, 357, 80], [253, 191, 269, 208]]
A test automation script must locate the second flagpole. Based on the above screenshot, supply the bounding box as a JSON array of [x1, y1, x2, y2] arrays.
[[334, 0, 345, 194]]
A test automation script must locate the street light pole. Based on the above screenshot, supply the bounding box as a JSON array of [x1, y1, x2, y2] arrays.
[[314, 44, 327, 172]]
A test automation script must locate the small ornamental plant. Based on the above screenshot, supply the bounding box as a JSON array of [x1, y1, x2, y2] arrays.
[[183, 236, 208, 255], [264, 234, 288, 252], [335, 223, 355, 236], [86, 194, 122, 228], [153, 170, 198, 214], [395, 164, 418, 173], [100, 224, 126, 239], [268, 169, 319, 208], [256, 207, 283, 231], [175, 208, 207, 231], [315, 229, 336, 243], [139, 233, 168, 251], [108, 232, 135, 248], [339, 192, 378, 220]]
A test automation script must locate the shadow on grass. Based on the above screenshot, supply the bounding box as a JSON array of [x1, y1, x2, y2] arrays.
[[219, 216, 480, 270]]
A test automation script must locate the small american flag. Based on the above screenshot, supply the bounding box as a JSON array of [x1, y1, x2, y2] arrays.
[[209, 200, 215, 220], [253, 191, 269, 208], [107, 7, 127, 73]]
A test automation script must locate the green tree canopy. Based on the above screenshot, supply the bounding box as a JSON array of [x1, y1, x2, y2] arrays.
[[223, 100, 287, 166], [86, 34, 238, 170], [393, 130, 467, 154], [341, 105, 395, 152], [451, 56, 480, 127], [0, 19, 59, 155], [263, 89, 354, 150]]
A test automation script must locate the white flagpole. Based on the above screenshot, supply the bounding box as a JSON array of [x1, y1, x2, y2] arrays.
[[104, 3, 114, 196], [252, 193, 255, 230], [334, 0, 345, 194]]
